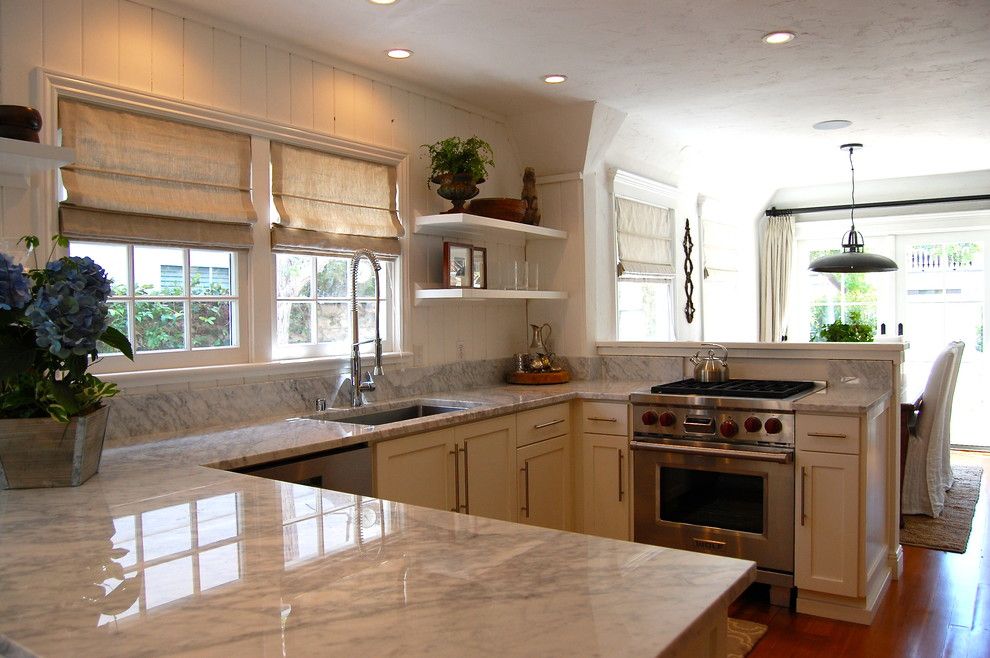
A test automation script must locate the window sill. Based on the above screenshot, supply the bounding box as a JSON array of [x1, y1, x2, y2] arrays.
[[106, 351, 414, 393]]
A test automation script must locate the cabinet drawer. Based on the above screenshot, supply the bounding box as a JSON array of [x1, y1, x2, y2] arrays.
[[580, 401, 629, 437], [796, 414, 861, 454], [516, 403, 571, 447]]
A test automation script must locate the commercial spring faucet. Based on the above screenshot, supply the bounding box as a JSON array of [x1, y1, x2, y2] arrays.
[[349, 249, 383, 407]]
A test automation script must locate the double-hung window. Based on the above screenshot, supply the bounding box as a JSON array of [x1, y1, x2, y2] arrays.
[[614, 193, 677, 341], [269, 142, 403, 359], [57, 98, 254, 369]]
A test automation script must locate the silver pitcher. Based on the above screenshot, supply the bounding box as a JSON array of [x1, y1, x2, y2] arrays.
[[690, 343, 729, 382]]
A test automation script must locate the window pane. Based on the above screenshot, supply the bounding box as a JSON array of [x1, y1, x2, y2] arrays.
[[190, 250, 234, 296], [617, 278, 673, 340], [317, 301, 348, 345], [134, 301, 185, 351], [68, 242, 129, 296], [354, 258, 383, 298], [316, 257, 348, 298], [277, 301, 312, 344], [276, 254, 312, 298], [357, 301, 384, 340], [135, 246, 184, 296], [99, 301, 130, 354], [191, 301, 234, 348]]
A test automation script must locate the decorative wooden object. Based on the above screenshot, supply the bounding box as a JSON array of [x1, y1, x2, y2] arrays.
[[683, 219, 695, 323], [0, 405, 110, 489], [466, 198, 527, 223], [521, 167, 541, 225], [506, 370, 571, 385]]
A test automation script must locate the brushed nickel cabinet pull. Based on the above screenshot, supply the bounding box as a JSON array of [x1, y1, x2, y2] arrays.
[[800, 466, 808, 526], [618, 450, 624, 502], [807, 432, 848, 439], [462, 442, 469, 514], [520, 462, 530, 518], [588, 416, 618, 423], [534, 418, 565, 430], [450, 445, 461, 513]]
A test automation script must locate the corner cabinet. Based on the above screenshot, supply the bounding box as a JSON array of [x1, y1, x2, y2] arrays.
[[794, 399, 892, 624], [412, 213, 569, 305], [374, 415, 516, 521], [577, 401, 630, 540]]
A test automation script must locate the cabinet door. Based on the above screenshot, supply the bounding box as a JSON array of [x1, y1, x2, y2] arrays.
[[455, 416, 516, 522], [795, 449, 860, 597], [581, 433, 629, 540], [374, 429, 456, 512], [517, 435, 570, 531]]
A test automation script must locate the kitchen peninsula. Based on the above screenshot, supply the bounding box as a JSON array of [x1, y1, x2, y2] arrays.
[[0, 383, 755, 658]]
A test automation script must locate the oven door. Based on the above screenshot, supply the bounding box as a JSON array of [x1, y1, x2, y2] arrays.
[[631, 438, 794, 575]]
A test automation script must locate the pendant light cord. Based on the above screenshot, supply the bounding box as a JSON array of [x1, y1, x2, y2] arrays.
[[848, 144, 856, 234]]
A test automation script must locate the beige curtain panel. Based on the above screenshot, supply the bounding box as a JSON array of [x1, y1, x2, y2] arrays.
[[270, 142, 402, 252], [759, 214, 795, 342], [58, 98, 256, 248], [615, 196, 674, 276]]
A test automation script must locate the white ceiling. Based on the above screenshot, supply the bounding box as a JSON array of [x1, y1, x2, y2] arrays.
[[167, 0, 990, 192]]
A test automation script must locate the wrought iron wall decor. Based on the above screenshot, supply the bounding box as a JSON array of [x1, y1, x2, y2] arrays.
[[683, 219, 695, 323]]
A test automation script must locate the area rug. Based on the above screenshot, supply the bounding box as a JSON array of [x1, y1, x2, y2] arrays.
[[901, 463, 983, 553], [727, 617, 768, 658]]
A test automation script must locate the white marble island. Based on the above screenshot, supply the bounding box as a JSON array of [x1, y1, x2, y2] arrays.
[[0, 456, 754, 657]]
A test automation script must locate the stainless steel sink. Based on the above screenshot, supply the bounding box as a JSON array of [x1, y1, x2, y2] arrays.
[[316, 403, 472, 426]]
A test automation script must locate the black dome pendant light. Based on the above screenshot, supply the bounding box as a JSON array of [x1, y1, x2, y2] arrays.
[[808, 143, 898, 273]]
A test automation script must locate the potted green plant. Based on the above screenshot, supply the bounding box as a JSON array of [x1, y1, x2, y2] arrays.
[[816, 309, 876, 343], [422, 136, 495, 213], [0, 235, 133, 489]]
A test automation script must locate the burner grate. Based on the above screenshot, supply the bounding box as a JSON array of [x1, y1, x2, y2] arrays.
[[650, 379, 816, 399]]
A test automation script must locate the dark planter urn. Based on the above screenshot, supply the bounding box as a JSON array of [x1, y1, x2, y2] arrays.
[[431, 172, 484, 214]]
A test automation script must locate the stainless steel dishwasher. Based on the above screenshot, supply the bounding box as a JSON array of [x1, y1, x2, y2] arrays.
[[237, 443, 373, 496]]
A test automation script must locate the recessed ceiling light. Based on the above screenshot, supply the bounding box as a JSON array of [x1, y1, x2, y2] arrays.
[[762, 31, 795, 45], [543, 74, 567, 84], [386, 48, 412, 59], [369, 0, 397, 5], [813, 119, 853, 131]]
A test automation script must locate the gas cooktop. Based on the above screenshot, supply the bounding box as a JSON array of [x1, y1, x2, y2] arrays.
[[649, 378, 817, 399]]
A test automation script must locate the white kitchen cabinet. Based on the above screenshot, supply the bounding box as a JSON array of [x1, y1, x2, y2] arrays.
[[793, 400, 892, 624], [517, 434, 571, 531], [374, 416, 516, 519], [795, 449, 860, 596], [577, 400, 630, 540], [454, 415, 516, 521]]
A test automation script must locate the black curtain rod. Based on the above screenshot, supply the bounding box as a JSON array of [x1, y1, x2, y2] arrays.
[[764, 193, 990, 218]]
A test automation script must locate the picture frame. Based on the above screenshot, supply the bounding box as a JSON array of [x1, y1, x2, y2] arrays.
[[472, 247, 488, 289], [443, 242, 473, 288]]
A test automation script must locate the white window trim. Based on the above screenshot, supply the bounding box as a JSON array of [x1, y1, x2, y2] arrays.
[[32, 68, 411, 386], [609, 169, 680, 341]]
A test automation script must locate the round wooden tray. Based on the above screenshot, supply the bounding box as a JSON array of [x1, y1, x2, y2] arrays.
[[506, 370, 571, 385]]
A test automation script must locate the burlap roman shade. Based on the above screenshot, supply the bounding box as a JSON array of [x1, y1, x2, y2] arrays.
[[270, 142, 402, 256], [615, 196, 674, 276], [58, 98, 256, 248]]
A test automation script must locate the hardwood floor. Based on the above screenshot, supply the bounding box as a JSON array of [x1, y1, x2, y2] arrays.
[[730, 451, 990, 658]]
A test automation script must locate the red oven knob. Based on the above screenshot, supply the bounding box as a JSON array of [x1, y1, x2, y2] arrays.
[[764, 417, 783, 434], [720, 419, 738, 438], [659, 412, 676, 427], [641, 410, 659, 425], [744, 416, 762, 433]]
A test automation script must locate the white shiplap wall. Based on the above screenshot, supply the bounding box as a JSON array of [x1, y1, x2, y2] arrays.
[[0, 0, 527, 367]]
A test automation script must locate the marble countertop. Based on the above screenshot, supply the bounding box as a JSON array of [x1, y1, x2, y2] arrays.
[[792, 386, 891, 413], [0, 378, 755, 657]]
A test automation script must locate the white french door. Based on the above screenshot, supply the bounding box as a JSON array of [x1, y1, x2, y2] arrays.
[[895, 231, 989, 448]]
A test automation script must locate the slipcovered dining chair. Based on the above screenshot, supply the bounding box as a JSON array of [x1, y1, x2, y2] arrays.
[[901, 340, 965, 517]]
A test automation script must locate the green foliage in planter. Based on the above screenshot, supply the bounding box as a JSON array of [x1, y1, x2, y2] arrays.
[[422, 136, 495, 187], [0, 235, 134, 422], [817, 309, 876, 343]]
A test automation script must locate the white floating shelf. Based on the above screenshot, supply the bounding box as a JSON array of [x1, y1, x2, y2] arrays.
[[415, 287, 568, 305], [414, 213, 567, 242], [0, 137, 74, 188]]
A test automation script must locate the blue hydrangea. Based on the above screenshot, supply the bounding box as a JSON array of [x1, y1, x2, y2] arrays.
[[0, 252, 31, 311], [25, 256, 112, 359]]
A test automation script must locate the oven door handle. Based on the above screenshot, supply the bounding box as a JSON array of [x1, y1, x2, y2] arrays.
[[630, 440, 793, 464]]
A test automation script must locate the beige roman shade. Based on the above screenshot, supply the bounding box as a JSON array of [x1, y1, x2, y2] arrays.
[[615, 196, 674, 276], [58, 98, 256, 248], [270, 142, 402, 255]]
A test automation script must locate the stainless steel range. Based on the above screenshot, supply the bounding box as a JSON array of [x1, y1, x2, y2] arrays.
[[629, 378, 824, 605]]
